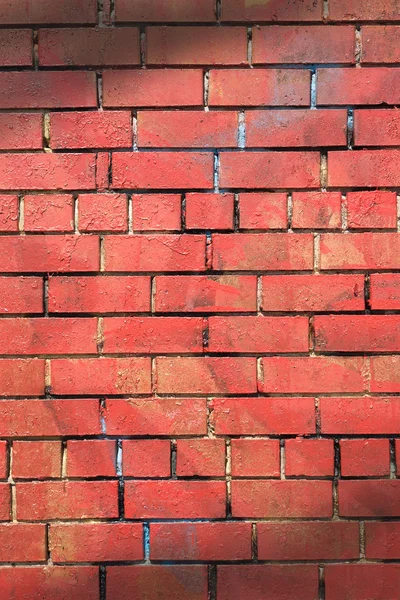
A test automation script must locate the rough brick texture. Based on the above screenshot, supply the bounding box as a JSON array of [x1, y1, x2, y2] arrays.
[[0, 2, 398, 598]]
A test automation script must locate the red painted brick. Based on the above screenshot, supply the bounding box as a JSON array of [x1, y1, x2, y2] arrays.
[[78, 193, 128, 232], [48, 275, 150, 313], [132, 194, 181, 231], [325, 564, 400, 600], [341, 439, 390, 477], [347, 190, 397, 228], [0, 114, 42, 150], [0, 485, 10, 521], [321, 397, 400, 435], [318, 68, 400, 105], [232, 480, 332, 518], [103, 70, 203, 108], [186, 193, 234, 230], [176, 439, 226, 477], [13, 442, 62, 479], [16, 481, 118, 520], [320, 233, 400, 270], [212, 398, 316, 436], [0, 29, 32, 66], [125, 480, 226, 519], [260, 356, 368, 394], [39, 28, 140, 66], [315, 315, 400, 352], [222, 0, 323, 21], [0, 71, 97, 109], [246, 110, 347, 147], [50, 523, 143, 562], [0, 277, 43, 314], [371, 356, 400, 392], [239, 193, 287, 230], [24, 194, 74, 232], [355, 110, 400, 147], [285, 439, 334, 477], [365, 522, 400, 559], [329, 0, 400, 20], [0, 524, 46, 562], [0, 566, 99, 599], [116, 0, 216, 21], [123, 440, 171, 478], [67, 440, 116, 477], [151, 522, 252, 561], [209, 316, 309, 353], [213, 233, 313, 271], [0, 442, 6, 481], [253, 26, 355, 64], [155, 357, 257, 394], [147, 27, 247, 65], [258, 522, 359, 561], [0, 0, 97, 24], [292, 192, 342, 229], [339, 480, 400, 517], [231, 439, 280, 477], [104, 235, 206, 272], [107, 566, 208, 600], [362, 26, 400, 63], [329, 150, 400, 187], [0, 195, 18, 231], [51, 358, 151, 395], [209, 69, 310, 106], [105, 399, 207, 436], [0, 359, 44, 396], [50, 111, 132, 149]]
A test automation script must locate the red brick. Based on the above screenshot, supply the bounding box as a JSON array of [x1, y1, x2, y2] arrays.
[[318, 68, 400, 105], [125, 480, 226, 519], [253, 25, 355, 64], [213, 233, 313, 271], [95, 151, 110, 190], [341, 439, 390, 477], [0, 359, 44, 396], [315, 315, 400, 352], [259, 522, 359, 561], [329, 150, 400, 187], [0, 195, 18, 231], [329, 0, 400, 20], [262, 274, 364, 312], [362, 26, 400, 63], [16, 481, 118, 520], [325, 564, 400, 600], [39, 28, 140, 66], [0, 71, 97, 109], [231, 439, 280, 477], [132, 194, 181, 231], [24, 194, 74, 232], [0, 317, 97, 355], [51, 358, 151, 395], [67, 440, 116, 478], [222, 0, 323, 21], [105, 398, 207, 436], [285, 439, 334, 477], [371, 356, 400, 393], [186, 193, 234, 230], [292, 191, 342, 229], [0, 153, 96, 190], [79, 193, 127, 232], [355, 110, 400, 147], [320, 233, 400, 270], [0, 0, 97, 24], [104, 235, 206, 272], [123, 440, 171, 478], [155, 275, 257, 313], [0, 277, 43, 314], [209, 316, 309, 353], [13, 442, 62, 479], [116, 0, 215, 21], [347, 190, 397, 228], [103, 70, 203, 108], [0, 485, 10, 521], [321, 397, 400, 435], [151, 522, 252, 561], [50, 523, 143, 563], [239, 193, 287, 230], [176, 439, 225, 477], [48, 275, 150, 313], [0, 524, 46, 562], [107, 566, 208, 600], [0, 442, 6, 480], [247, 110, 347, 147], [112, 152, 213, 189], [339, 480, 400, 517], [104, 316, 202, 354], [155, 357, 257, 394], [0, 114, 42, 150], [232, 480, 332, 518], [147, 27, 247, 65], [0, 566, 99, 599], [0, 29, 32, 66], [212, 398, 316, 436], [260, 356, 368, 394], [50, 111, 132, 149], [209, 69, 310, 106], [365, 522, 400, 559]]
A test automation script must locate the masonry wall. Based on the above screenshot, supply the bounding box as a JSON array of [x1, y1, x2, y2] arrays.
[[0, 0, 399, 598]]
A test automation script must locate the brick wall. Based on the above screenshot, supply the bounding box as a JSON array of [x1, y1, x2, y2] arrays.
[[0, 0, 399, 597]]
